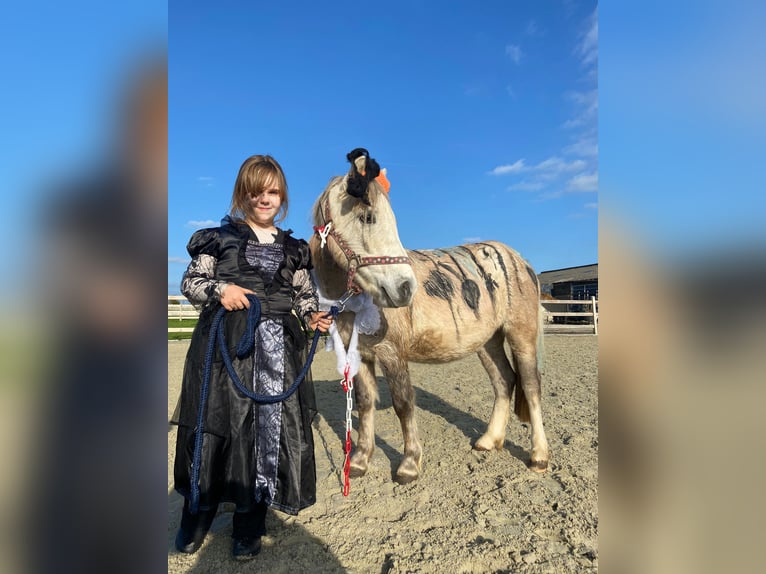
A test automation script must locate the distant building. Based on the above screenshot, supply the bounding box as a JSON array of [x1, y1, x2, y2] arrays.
[[538, 263, 598, 300]]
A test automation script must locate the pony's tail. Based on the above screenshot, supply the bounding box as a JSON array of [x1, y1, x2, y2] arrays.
[[512, 304, 545, 424], [536, 303, 545, 374]]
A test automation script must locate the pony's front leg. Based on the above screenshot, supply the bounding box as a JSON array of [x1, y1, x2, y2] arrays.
[[349, 358, 377, 477], [379, 350, 423, 484]]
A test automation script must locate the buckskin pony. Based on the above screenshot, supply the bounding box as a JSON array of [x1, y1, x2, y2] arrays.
[[310, 149, 549, 484]]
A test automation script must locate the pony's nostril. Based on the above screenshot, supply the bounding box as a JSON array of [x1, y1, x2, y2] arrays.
[[398, 280, 412, 301]]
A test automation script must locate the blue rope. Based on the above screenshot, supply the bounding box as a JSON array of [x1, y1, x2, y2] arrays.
[[189, 294, 339, 514]]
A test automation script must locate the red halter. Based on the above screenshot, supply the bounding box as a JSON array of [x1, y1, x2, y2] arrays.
[[313, 197, 411, 296]]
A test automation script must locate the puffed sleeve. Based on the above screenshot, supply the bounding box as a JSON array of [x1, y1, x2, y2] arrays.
[[181, 228, 230, 307], [296, 238, 313, 270], [186, 228, 220, 258]]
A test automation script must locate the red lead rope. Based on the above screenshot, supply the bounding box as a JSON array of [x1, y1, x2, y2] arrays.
[[341, 363, 354, 496]]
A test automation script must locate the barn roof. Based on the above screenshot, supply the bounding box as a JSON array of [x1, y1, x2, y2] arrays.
[[538, 263, 598, 285]]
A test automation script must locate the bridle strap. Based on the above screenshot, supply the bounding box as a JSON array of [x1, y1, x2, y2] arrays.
[[315, 197, 411, 294]]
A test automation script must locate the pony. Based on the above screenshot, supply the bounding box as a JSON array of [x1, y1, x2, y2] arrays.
[[310, 149, 549, 484]]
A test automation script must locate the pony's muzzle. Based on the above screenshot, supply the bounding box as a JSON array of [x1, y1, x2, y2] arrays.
[[379, 277, 416, 308], [398, 278, 413, 302]]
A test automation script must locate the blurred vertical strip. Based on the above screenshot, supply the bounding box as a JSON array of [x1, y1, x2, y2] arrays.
[[600, 1, 766, 573], [0, 2, 167, 574]]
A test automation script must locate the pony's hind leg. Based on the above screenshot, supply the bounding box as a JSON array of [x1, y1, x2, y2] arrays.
[[349, 358, 378, 477], [377, 344, 423, 484], [474, 331, 517, 451], [509, 341, 550, 472]]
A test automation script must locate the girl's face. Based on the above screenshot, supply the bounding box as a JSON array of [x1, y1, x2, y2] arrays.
[[248, 179, 282, 227]]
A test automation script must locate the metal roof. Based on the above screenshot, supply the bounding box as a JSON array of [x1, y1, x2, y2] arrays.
[[538, 263, 598, 285]]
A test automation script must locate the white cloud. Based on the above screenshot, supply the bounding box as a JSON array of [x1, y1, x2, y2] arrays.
[[186, 219, 217, 228], [585, 202, 598, 209], [168, 256, 190, 264], [536, 190, 564, 201], [492, 157, 587, 193], [577, 8, 598, 68], [463, 236, 482, 243], [489, 159, 525, 175], [508, 181, 544, 192], [534, 157, 586, 175], [562, 90, 598, 129], [525, 20, 541, 36], [564, 136, 598, 157], [505, 84, 516, 98], [566, 172, 599, 192], [505, 44, 523, 64]]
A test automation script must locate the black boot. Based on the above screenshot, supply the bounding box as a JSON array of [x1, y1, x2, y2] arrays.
[[231, 502, 267, 560], [175, 499, 218, 554]]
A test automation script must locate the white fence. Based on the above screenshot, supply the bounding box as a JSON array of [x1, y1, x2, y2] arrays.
[[168, 295, 199, 333], [541, 296, 598, 335], [169, 295, 599, 335]]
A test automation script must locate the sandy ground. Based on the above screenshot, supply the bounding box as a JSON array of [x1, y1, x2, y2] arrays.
[[168, 334, 598, 573]]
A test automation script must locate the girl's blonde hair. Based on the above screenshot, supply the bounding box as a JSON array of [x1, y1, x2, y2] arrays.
[[229, 155, 289, 224]]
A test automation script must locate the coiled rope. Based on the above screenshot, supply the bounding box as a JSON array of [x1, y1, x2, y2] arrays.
[[190, 294, 338, 513]]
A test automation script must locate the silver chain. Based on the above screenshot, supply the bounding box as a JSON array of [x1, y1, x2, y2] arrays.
[[344, 375, 354, 434]]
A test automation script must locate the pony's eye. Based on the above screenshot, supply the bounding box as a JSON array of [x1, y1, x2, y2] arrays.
[[358, 212, 377, 225]]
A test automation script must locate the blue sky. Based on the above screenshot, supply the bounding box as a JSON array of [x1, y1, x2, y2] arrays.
[[0, 2, 166, 295], [169, 0, 598, 293], [599, 1, 766, 260], [3, 1, 762, 300]]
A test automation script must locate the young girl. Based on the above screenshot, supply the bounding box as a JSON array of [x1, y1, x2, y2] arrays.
[[173, 155, 333, 559]]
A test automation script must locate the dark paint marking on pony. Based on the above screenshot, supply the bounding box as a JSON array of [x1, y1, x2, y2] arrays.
[[461, 279, 481, 312], [423, 270, 454, 301], [440, 252, 482, 315], [415, 251, 461, 332], [478, 242, 511, 303], [457, 246, 498, 305], [526, 265, 539, 291]]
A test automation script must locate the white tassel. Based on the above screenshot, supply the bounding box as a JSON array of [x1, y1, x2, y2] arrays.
[[312, 272, 380, 378]]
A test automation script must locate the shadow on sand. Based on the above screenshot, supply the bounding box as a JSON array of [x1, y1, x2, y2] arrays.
[[312, 374, 530, 483], [167, 490, 345, 573]]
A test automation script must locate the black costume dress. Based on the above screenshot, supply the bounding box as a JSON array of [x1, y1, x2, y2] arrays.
[[173, 218, 319, 515]]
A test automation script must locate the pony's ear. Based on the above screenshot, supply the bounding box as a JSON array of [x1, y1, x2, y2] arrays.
[[353, 155, 367, 175]]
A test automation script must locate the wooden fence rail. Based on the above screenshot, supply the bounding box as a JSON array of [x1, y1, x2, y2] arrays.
[[541, 296, 598, 335], [168, 295, 599, 335], [168, 295, 199, 333]]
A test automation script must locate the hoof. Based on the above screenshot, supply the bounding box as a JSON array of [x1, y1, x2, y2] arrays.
[[394, 457, 420, 484], [349, 453, 369, 478], [529, 459, 548, 473], [394, 471, 419, 485], [473, 434, 503, 451], [349, 465, 367, 478], [474, 431, 505, 451]]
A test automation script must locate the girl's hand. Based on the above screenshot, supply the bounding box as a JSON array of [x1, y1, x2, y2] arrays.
[[220, 284, 256, 311], [308, 311, 333, 333]]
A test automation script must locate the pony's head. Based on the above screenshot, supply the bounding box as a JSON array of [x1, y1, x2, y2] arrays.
[[311, 148, 417, 308]]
